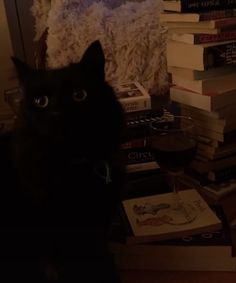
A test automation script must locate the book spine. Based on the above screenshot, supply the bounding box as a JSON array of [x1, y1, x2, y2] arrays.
[[120, 97, 151, 113], [214, 17, 236, 29], [121, 137, 147, 150], [125, 109, 168, 140], [194, 31, 236, 44], [178, 0, 236, 12], [123, 147, 155, 165], [126, 108, 164, 124], [204, 42, 236, 69], [199, 9, 236, 21]]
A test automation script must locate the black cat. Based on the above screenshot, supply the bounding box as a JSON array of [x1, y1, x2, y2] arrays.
[[1, 40, 126, 282]]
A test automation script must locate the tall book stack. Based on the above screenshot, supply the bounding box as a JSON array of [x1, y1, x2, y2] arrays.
[[161, 0, 236, 198]]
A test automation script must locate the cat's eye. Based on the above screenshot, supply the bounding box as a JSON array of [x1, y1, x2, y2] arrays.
[[72, 89, 87, 102], [33, 96, 49, 108]]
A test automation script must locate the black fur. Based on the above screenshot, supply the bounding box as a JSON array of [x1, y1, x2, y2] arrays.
[[1, 41, 126, 282]]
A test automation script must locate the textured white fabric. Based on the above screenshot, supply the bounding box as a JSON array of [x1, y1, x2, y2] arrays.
[[31, 0, 127, 40], [31, 0, 169, 95], [31, 0, 51, 40]]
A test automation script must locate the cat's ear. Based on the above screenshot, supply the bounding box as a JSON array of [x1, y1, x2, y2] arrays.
[[79, 40, 105, 80], [11, 57, 33, 81]]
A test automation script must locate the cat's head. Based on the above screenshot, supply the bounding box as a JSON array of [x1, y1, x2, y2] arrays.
[[12, 40, 125, 156]]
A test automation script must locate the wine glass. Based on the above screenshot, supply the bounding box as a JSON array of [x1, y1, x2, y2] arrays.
[[148, 115, 198, 224]]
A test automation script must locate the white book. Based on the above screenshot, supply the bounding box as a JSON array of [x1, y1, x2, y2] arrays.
[[168, 65, 236, 81], [114, 81, 151, 113], [122, 189, 222, 245]]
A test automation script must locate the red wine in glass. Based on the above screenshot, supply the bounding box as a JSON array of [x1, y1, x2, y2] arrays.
[[148, 116, 198, 224], [149, 134, 197, 173]]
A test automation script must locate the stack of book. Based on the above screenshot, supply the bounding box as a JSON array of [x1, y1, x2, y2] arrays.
[[110, 188, 236, 271], [115, 82, 164, 175], [161, 0, 236, 199]]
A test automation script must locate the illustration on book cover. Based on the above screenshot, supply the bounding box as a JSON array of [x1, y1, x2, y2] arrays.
[[133, 193, 206, 227], [122, 189, 222, 238], [133, 201, 198, 226], [114, 83, 142, 99]]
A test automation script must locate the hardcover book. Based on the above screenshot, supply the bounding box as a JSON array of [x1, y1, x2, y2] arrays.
[[121, 189, 222, 244], [114, 81, 151, 113]]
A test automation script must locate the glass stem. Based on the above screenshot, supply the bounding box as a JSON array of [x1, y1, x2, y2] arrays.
[[168, 171, 183, 210]]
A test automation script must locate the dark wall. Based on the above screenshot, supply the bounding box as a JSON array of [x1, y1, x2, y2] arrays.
[[4, 0, 36, 67]]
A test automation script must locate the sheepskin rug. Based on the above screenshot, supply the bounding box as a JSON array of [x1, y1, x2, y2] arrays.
[[31, 0, 169, 95]]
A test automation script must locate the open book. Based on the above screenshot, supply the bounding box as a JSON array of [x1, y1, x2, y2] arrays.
[[122, 189, 222, 244]]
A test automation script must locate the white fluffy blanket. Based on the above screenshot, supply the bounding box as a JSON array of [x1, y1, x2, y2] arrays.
[[31, 0, 128, 40], [32, 0, 169, 95]]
